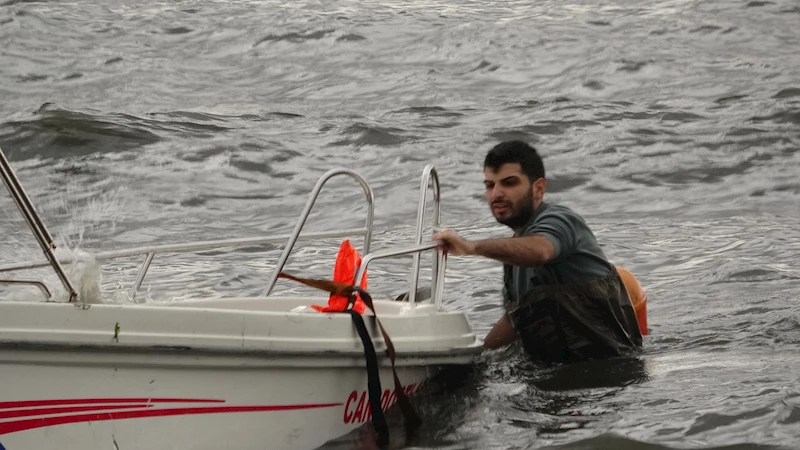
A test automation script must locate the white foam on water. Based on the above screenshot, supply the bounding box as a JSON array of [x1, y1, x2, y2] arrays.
[[21, 241, 105, 304], [1, 180, 134, 304]]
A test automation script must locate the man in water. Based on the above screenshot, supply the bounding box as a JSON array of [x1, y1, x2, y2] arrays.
[[433, 140, 643, 363]]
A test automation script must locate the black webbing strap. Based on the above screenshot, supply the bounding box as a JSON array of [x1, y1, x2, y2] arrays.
[[277, 273, 422, 449], [343, 308, 390, 448], [350, 285, 423, 435]]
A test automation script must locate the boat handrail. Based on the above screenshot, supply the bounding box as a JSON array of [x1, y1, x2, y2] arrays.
[[0, 229, 369, 302], [1, 158, 375, 302], [407, 164, 440, 303], [353, 242, 447, 309], [261, 169, 374, 297], [0, 146, 78, 301], [0, 229, 369, 274], [2, 148, 446, 306], [0, 279, 52, 300]]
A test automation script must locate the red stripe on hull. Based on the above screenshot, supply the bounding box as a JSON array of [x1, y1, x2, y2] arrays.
[[0, 398, 224, 410], [0, 404, 152, 420], [0, 403, 343, 436]]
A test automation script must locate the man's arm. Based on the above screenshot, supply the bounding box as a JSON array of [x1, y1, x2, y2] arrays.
[[483, 313, 517, 350], [473, 235, 556, 267], [432, 229, 557, 267]]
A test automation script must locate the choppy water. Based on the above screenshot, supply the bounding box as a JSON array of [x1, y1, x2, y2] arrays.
[[1, 0, 799, 448]]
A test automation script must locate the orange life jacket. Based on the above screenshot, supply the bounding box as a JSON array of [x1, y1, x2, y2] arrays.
[[311, 240, 367, 314], [616, 266, 648, 335]]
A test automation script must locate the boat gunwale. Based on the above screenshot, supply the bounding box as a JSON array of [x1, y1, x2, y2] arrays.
[[0, 339, 484, 361]]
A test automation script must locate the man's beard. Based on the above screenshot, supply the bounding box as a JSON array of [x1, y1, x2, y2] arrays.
[[493, 187, 535, 230]]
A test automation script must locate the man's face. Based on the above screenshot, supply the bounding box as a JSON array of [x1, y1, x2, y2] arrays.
[[483, 163, 545, 230]]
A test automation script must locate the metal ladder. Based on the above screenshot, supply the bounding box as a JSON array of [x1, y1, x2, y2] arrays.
[[0, 145, 446, 307]]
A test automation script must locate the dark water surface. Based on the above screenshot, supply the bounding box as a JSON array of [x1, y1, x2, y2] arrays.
[[1, 0, 799, 448]]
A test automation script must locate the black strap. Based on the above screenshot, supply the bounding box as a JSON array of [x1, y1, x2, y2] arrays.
[[276, 273, 422, 448], [344, 309, 390, 448], [351, 286, 423, 436]]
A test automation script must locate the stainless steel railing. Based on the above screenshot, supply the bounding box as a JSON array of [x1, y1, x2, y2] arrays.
[[262, 169, 374, 296], [2, 145, 445, 306], [407, 165, 441, 304], [1, 165, 375, 302], [0, 279, 52, 300], [0, 146, 78, 301], [354, 242, 447, 309]]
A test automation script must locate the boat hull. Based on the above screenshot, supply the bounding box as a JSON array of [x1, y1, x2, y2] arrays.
[[0, 297, 482, 450], [0, 159, 483, 450], [0, 348, 438, 450]]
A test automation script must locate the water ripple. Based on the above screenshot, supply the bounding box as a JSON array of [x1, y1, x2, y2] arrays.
[[2, 0, 800, 448]]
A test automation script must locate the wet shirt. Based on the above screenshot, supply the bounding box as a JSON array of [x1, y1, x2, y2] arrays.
[[503, 202, 614, 306], [500, 202, 643, 363]]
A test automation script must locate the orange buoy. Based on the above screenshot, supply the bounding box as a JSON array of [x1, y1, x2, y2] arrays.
[[311, 240, 367, 314], [616, 266, 648, 335]]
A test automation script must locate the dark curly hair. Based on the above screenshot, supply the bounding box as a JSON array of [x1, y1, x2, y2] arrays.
[[483, 140, 545, 181]]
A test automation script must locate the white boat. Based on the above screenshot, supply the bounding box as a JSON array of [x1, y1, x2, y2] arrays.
[[0, 146, 483, 450]]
